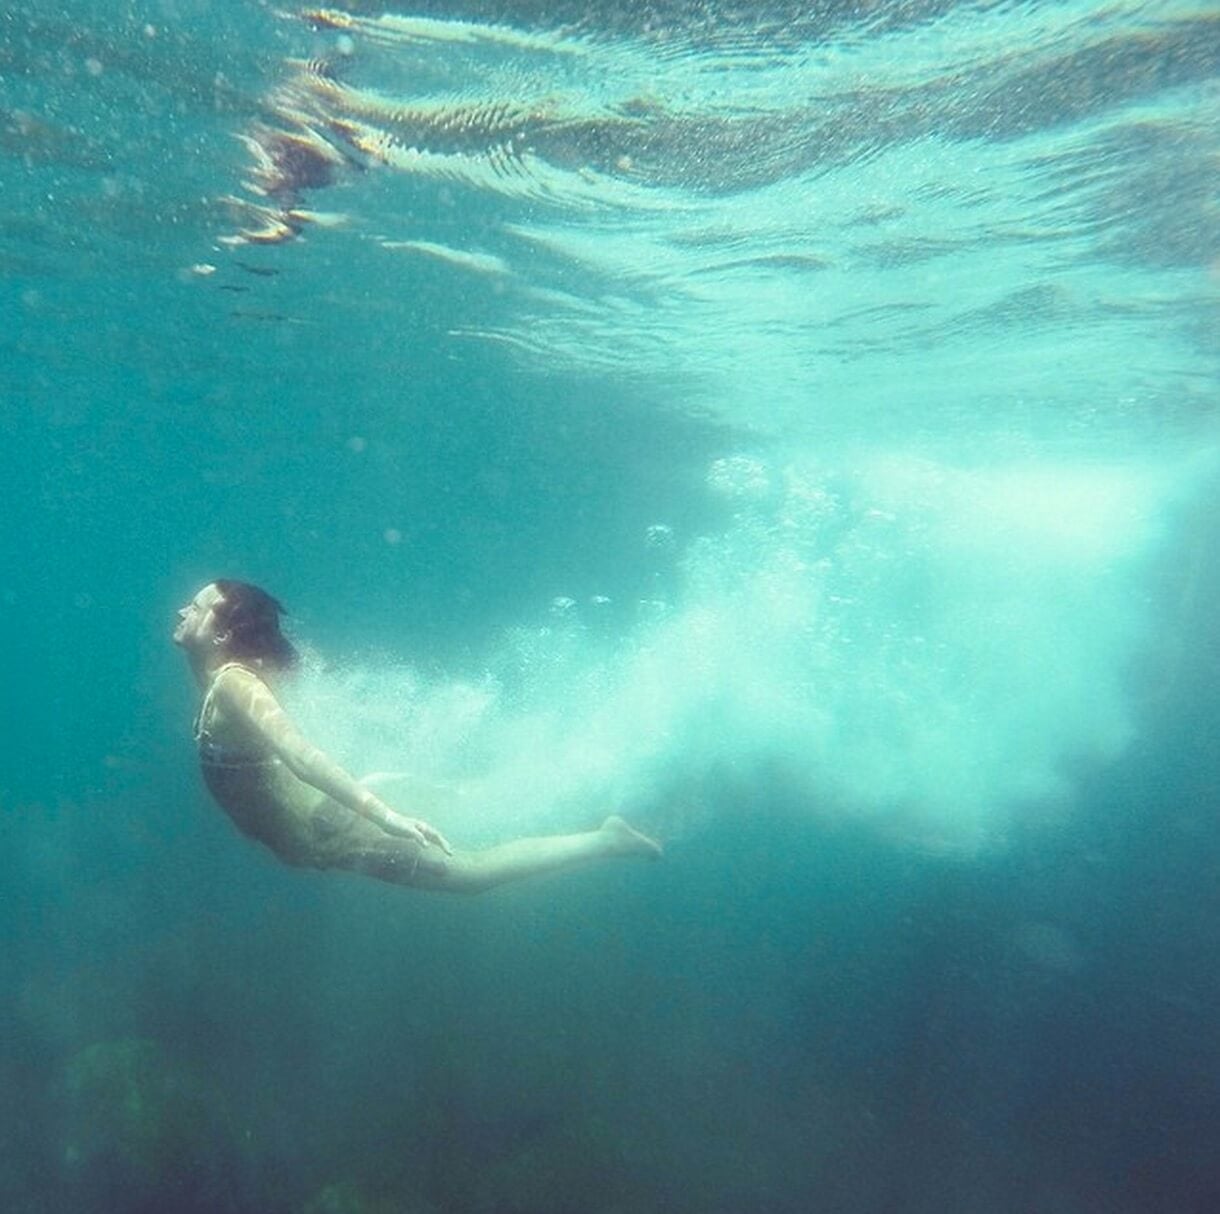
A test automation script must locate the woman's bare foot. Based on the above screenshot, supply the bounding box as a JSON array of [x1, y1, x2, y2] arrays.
[[600, 814, 663, 859]]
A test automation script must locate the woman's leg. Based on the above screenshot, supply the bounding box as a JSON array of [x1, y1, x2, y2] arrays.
[[338, 816, 661, 894], [419, 815, 662, 894]]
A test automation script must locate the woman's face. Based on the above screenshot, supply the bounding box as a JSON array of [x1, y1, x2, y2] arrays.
[[173, 583, 226, 649]]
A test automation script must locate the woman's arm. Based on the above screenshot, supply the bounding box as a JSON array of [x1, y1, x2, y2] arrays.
[[215, 669, 451, 852]]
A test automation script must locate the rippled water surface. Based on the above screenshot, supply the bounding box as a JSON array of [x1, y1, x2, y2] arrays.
[[2, 4, 1219, 1213], [5, 2, 1217, 437]]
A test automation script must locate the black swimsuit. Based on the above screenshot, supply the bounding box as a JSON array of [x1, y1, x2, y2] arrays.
[[193, 663, 278, 769]]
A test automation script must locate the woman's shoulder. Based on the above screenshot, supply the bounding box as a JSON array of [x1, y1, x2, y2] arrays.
[[212, 660, 263, 684], [210, 662, 273, 703]]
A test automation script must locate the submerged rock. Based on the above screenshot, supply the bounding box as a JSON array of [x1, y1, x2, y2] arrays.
[[56, 1037, 242, 1213], [302, 1179, 437, 1214]]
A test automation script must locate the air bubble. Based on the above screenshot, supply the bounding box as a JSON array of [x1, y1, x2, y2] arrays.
[[645, 523, 674, 550], [707, 455, 771, 501]]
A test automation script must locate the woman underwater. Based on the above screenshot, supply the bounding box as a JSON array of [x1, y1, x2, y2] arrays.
[[177, 580, 662, 892]]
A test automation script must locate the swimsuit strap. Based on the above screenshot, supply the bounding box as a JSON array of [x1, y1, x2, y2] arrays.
[[193, 662, 257, 741], [194, 663, 274, 766]]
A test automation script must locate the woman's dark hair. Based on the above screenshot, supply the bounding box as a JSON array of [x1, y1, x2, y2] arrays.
[[211, 580, 300, 669]]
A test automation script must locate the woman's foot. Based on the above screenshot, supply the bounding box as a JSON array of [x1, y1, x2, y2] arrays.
[[599, 814, 663, 859]]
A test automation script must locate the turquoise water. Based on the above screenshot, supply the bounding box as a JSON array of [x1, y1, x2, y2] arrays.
[[2, 2, 1218, 1211]]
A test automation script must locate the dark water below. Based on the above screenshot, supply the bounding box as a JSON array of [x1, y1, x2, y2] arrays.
[[2, 2, 1218, 1211]]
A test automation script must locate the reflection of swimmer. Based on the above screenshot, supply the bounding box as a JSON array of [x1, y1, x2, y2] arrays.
[[175, 580, 661, 892]]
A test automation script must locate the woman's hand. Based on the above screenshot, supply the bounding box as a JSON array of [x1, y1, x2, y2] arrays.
[[382, 811, 453, 854], [216, 671, 457, 857]]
